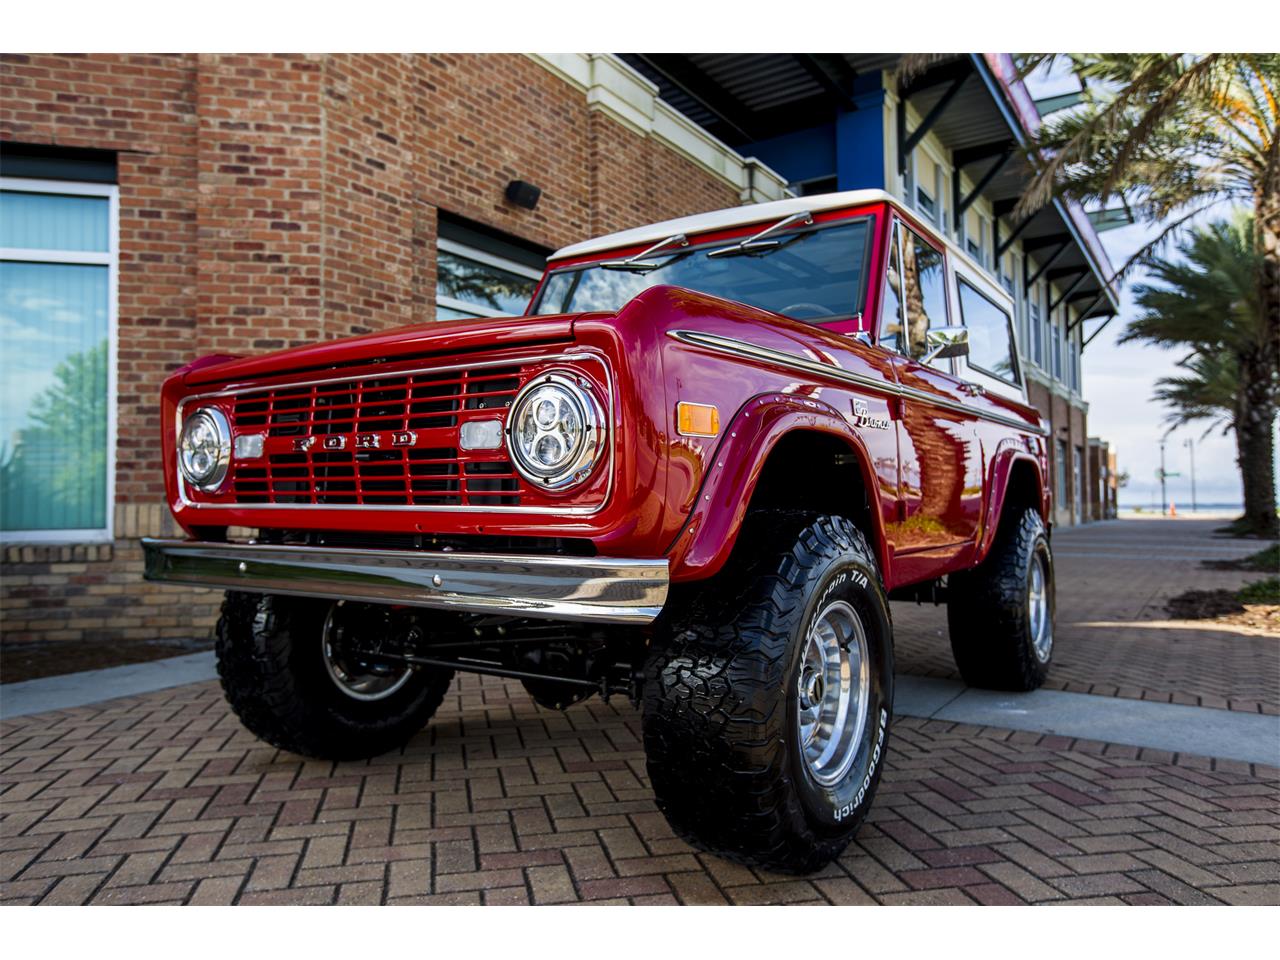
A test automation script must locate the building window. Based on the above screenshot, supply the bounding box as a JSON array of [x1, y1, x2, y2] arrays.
[[1051, 310, 1064, 380], [1056, 439, 1068, 507], [1068, 325, 1081, 392], [915, 185, 937, 224], [434, 219, 545, 321], [1029, 292, 1043, 368], [436, 239, 541, 321], [1073, 445, 1084, 524], [1, 177, 117, 541]]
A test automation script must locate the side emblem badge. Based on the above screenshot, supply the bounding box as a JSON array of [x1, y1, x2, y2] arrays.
[[851, 398, 891, 431]]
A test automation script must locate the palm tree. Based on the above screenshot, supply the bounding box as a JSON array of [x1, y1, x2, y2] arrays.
[[1126, 217, 1277, 534], [1018, 54, 1279, 536]]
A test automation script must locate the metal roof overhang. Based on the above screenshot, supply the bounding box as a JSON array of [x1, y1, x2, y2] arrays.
[[617, 53, 1120, 325]]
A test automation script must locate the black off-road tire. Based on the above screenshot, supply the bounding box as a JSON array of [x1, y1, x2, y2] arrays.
[[947, 507, 1054, 691], [642, 512, 894, 874], [215, 592, 454, 760]]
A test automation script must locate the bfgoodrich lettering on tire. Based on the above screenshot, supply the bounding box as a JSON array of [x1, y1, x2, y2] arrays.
[[947, 507, 1055, 691], [641, 512, 894, 874]]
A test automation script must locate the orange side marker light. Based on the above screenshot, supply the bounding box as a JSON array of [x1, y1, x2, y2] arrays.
[[677, 402, 720, 438]]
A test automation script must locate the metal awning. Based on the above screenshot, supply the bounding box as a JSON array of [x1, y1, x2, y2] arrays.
[[618, 52, 1119, 326]]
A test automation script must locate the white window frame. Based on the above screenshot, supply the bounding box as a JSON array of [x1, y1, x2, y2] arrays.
[[436, 237, 543, 320], [0, 176, 118, 544]]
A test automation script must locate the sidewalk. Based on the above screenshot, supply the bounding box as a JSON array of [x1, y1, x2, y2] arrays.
[[894, 519, 1278, 714], [1, 518, 1277, 905]]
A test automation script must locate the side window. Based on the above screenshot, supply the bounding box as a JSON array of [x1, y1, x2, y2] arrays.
[[957, 278, 1021, 385], [899, 224, 948, 361]]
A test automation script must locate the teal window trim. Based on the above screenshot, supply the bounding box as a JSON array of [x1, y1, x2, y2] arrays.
[[0, 176, 117, 543]]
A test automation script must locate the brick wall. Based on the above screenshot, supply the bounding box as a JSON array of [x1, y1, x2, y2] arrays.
[[1025, 378, 1091, 528], [0, 53, 747, 651]]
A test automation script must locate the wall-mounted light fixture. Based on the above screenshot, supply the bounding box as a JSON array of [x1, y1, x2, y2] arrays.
[[505, 179, 542, 210]]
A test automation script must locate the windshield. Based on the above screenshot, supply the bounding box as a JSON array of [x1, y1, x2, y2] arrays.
[[533, 218, 871, 324]]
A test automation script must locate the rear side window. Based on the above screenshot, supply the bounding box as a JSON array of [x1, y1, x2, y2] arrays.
[[957, 278, 1020, 385]]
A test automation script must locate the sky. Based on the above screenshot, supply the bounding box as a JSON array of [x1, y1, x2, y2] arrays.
[[1023, 62, 1275, 511]]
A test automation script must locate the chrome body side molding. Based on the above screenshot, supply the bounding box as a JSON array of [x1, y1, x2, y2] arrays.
[[142, 538, 669, 625], [667, 330, 1049, 436]]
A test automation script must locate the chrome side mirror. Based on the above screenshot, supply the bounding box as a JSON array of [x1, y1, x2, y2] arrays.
[[921, 325, 970, 365]]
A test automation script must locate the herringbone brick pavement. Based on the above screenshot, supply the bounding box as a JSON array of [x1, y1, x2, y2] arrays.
[[3, 675, 1277, 906], [894, 519, 1279, 714]]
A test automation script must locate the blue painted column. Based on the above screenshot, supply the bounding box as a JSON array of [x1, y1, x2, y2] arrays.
[[834, 83, 888, 191]]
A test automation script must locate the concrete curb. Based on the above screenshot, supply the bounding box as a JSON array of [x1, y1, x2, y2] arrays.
[[894, 675, 1280, 767], [4, 656, 1277, 768], [1, 652, 217, 720]]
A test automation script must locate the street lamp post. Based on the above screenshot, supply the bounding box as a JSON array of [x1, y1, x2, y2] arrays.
[[1158, 427, 1181, 516], [1184, 437, 1197, 513], [1159, 438, 1168, 515]]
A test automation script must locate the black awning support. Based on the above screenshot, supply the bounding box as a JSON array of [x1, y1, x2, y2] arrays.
[[1024, 241, 1071, 289], [1083, 313, 1117, 349], [792, 54, 860, 113], [1068, 291, 1110, 332], [953, 147, 1015, 231], [952, 139, 1017, 168], [630, 55, 759, 143], [1022, 232, 1073, 252], [898, 72, 970, 176], [1049, 271, 1090, 313], [996, 212, 1036, 258]]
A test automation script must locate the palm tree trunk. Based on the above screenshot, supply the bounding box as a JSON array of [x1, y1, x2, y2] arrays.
[[1237, 349, 1278, 537], [1247, 167, 1280, 538]]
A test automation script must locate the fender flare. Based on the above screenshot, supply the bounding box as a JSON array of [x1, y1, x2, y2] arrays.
[[976, 446, 1048, 564], [664, 392, 890, 582]]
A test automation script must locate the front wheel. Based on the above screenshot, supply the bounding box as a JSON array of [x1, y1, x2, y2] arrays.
[[642, 513, 894, 874], [215, 593, 454, 760], [947, 507, 1055, 691]]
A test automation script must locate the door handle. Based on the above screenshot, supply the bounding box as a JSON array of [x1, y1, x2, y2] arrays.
[[959, 381, 986, 396]]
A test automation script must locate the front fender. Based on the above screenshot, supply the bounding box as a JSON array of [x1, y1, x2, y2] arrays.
[[664, 393, 890, 582]]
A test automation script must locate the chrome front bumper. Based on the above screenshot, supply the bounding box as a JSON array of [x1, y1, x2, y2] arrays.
[[141, 538, 669, 624]]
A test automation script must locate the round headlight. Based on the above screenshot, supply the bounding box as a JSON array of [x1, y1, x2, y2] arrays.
[[507, 373, 604, 489], [178, 407, 231, 491]]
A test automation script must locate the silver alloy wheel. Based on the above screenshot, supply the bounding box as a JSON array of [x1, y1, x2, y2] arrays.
[[321, 603, 414, 702], [796, 599, 871, 787], [1028, 549, 1053, 663]]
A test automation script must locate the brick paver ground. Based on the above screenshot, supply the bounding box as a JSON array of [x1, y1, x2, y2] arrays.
[[2, 516, 1277, 906], [894, 518, 1279, 714], [2, 675, 1277, 906]]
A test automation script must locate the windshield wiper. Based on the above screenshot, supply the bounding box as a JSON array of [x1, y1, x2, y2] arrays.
[[706, 211, 814, 259], [599, 233, 689, 273]]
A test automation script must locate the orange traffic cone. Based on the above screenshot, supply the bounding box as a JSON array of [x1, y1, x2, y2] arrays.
[[1170, 500, 1177, 517]]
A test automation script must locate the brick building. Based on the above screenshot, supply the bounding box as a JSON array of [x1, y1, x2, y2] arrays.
[[0, 52, 1117, 654], [0, 53, 791, 652]]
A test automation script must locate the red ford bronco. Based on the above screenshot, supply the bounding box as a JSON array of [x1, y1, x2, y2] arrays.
[[146, 189, 1054, 873]]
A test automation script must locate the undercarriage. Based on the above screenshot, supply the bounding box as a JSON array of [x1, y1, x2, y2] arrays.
[[317, 599, 645, 709]]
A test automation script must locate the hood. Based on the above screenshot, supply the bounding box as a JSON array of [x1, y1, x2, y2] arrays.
[[182, 312, 587, 387]]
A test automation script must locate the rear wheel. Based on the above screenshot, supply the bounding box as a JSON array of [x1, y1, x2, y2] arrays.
[[215, 593, 454, 760], [947, 507, 1054, 691], [642, 513, 893, 874]]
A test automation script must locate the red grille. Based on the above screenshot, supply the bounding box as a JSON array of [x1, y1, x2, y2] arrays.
[[226, 365, 526, 507]]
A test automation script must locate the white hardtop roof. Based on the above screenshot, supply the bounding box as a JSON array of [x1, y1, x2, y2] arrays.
[[550, 189, 896, 262]]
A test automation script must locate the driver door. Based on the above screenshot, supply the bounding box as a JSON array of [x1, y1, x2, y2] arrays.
[[880, 217, 983, 571]]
